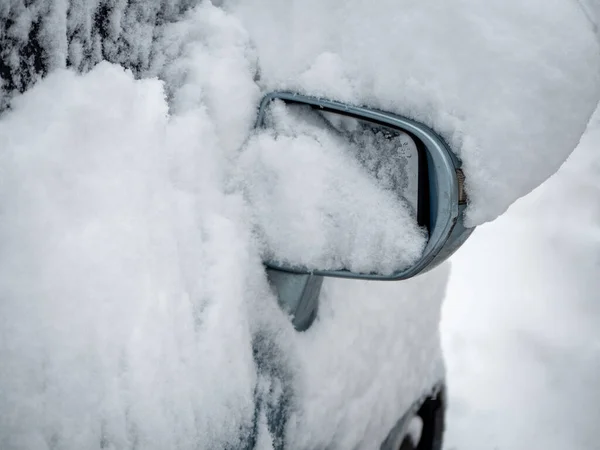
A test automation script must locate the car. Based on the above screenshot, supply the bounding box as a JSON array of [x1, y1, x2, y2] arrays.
[[247, 92, 473, 450], [0, 4, 474, 449]]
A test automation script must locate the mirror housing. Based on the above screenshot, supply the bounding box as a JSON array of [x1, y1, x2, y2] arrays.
[[255, 92, 474, 281]]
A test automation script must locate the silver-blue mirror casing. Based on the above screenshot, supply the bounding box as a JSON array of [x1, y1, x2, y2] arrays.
[[254, 92, 474, 330], [255, 92, 474, 282]]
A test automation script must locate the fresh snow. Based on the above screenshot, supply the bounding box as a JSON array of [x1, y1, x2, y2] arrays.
[[1, 1, 599, 449], [0, 64, 262, 449], [228, 0, 600, 225], [238, 100, 426, 274], [0, 57, 445, 450]]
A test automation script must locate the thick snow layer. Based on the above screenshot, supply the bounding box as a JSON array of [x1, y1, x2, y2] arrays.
[[1, 1, 600, 449], [289, 275, 447, 449], [0, 63, 263, 449], [228, 0, 600, 225], [0, 61, 445, 450], [3, 0, 599, 225], [442, 108, 600, 449]]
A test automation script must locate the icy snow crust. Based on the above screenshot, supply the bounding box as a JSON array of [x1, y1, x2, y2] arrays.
[[1, 1, 600, 449]]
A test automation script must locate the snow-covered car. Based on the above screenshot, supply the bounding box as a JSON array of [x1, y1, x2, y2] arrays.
[[0, 3, 472, 446], [2, 1, 600, 450], [247, 91, 473, 450]]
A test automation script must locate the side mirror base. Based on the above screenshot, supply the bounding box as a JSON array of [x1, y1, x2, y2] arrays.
[[267, 269, 323, 331]]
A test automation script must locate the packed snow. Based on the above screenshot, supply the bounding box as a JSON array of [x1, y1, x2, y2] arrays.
[[1, 1, 599, 449]]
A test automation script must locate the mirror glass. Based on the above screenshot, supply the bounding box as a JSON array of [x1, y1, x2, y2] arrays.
[[315, 109, 420, 215], [237, 99, 428, 276]]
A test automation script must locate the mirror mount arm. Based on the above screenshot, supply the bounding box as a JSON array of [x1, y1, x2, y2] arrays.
[[267, 269, 324, 331]]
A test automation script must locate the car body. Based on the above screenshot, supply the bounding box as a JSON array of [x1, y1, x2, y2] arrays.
[[0, 3, 473, 449]]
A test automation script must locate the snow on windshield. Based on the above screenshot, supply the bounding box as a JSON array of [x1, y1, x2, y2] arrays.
[[1, 1, 599, 449]]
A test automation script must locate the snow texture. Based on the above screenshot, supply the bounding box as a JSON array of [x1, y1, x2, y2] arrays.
[[0, 63, 262, 449], [0, 1, 599, 449], [228, 0, 600, 225], [2, 0, 599, 224], [238, 100, 426, 275], [0, 52, 443, 450]]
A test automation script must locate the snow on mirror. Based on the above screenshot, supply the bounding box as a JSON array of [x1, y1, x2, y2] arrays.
[[238, 99, 428, 276]]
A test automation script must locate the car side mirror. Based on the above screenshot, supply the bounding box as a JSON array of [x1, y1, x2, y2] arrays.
[[248, 92, 475, 329]]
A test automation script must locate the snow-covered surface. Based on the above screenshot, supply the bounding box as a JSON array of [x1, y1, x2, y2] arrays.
[[0, 58, 445, 450], [228, 0, 600, 225], [1, 1, 600, 449], [3, 0, 599, 224], [442, 109, 600, 449], [0, 64, 262, 449], [238, 100, 426, 274]]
